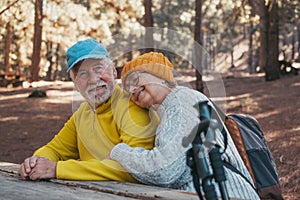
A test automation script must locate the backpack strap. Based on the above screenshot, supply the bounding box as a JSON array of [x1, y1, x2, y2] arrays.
[[224, 115, 257, 186], [209, 100, 258, 194]]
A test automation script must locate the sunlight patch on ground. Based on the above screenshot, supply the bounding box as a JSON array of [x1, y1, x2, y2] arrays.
[[211, 93, 251, 102], [226, 100, 241, 110], [289, 126, 300, 133], [291, 82, 300, 87], [255, 110, 280, 120], [44, 90, 84, 105], [0, 93, 29, 100], [22, 81, 74, 88], [43, 98, 73, 104], [46, 90, 74, 97], [210, 93, 252, 113], [0, 116, 18, 122], [45, 90, 74, 104], [31, 114, 63, 120], [264, 122, 299, 142]]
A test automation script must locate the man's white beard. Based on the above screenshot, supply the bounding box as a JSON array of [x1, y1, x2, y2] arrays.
[[85, 80, 115, 108]]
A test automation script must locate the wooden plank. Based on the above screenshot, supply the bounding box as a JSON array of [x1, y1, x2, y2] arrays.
[[0, 175, 136, 200], [0, 162, 199, 200], [52, 179, 198, 200], [0, 162, 20, 173]]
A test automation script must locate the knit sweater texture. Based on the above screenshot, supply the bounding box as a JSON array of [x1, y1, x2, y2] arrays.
[[34, 84, 157, 182], [111, 86, 260, 199]]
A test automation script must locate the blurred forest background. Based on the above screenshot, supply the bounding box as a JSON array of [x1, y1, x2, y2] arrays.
[[0, 0, 300, 199], [0, 0, 299, 87]]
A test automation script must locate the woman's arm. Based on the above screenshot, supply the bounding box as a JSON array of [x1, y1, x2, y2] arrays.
[[110, 89, 203, 187]]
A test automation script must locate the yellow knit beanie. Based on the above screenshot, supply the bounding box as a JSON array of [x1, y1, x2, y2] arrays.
[[121, 52, 175, 84]]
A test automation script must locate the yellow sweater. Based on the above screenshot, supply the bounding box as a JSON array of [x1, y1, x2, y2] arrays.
[[34, 84, 157, 182]]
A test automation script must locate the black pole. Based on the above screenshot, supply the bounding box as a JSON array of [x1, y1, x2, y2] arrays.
[[185, 101, 229, 200], [199, 101, 229, 200], [209, 146, 229, 200]]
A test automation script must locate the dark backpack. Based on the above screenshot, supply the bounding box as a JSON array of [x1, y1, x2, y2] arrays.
[[220, 113, 283, 200]]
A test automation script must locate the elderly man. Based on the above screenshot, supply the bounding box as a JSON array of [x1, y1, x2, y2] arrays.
[[19, 39, 158, 182]]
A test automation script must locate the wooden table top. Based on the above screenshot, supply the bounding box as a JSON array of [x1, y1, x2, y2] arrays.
[[0, 162, 199, 200]]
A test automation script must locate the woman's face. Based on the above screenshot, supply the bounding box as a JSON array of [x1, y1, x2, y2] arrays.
[[123, 72, 172, 109]]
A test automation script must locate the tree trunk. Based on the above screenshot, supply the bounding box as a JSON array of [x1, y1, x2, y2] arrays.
[[46, 41, 53, 81], [248, 22, 254, 73], [194, 0, 204, 92], [30, 0, 43, 81], [254, 48, 260, 72], [53, 43, 60, 80], [258, 0, 280, 81], [265, 1, 280, 81], [258, 0, 268, 73], [297, 24, 300, 61], [228, 23, 235, 69], [143, 0, 154, 53], [291, 28, 295, 60], [5, 23, 12, 76], [15, 43, 22, 75]]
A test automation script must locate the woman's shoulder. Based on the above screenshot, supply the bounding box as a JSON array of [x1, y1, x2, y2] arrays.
[[173, 86, 208, 100], [161, 87, 202, 109]]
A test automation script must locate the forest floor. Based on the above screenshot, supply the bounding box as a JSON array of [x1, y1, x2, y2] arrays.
[[0, 70, 299, 199]]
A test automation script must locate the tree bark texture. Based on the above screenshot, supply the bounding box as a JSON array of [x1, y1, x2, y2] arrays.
[[143, 0, 154, 53], [46, 41, 53, 81], [265, 1, 280, 81], [194, 0, 204, 92], [258, 0, 280, 81], [30, 0, 43, 81], [5, 23, 12, 75]]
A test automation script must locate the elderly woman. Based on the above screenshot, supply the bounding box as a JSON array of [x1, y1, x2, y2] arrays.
[[109, 52, 259, 199]]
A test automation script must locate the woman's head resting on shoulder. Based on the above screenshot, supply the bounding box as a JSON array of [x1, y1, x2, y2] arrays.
[[121, 52, 177, 109]]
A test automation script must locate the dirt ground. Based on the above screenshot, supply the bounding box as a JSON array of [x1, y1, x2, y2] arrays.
[[0, 73, 299, 199]]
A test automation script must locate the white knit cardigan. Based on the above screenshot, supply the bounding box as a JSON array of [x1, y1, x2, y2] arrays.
[[111, 86, 260, 200]]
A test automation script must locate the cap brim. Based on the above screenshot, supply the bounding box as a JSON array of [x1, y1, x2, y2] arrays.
[[67, 54, 108, 72]]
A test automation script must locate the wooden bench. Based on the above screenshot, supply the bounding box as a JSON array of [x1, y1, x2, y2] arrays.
[[0, 162, 199, 200]]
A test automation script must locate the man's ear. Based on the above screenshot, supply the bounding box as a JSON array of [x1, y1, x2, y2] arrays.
[[73, 81, 80, 92], [70, 71, 80, 92]]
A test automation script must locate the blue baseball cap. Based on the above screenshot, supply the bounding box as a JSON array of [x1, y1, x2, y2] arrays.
[[66, 39, 109, 72]]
